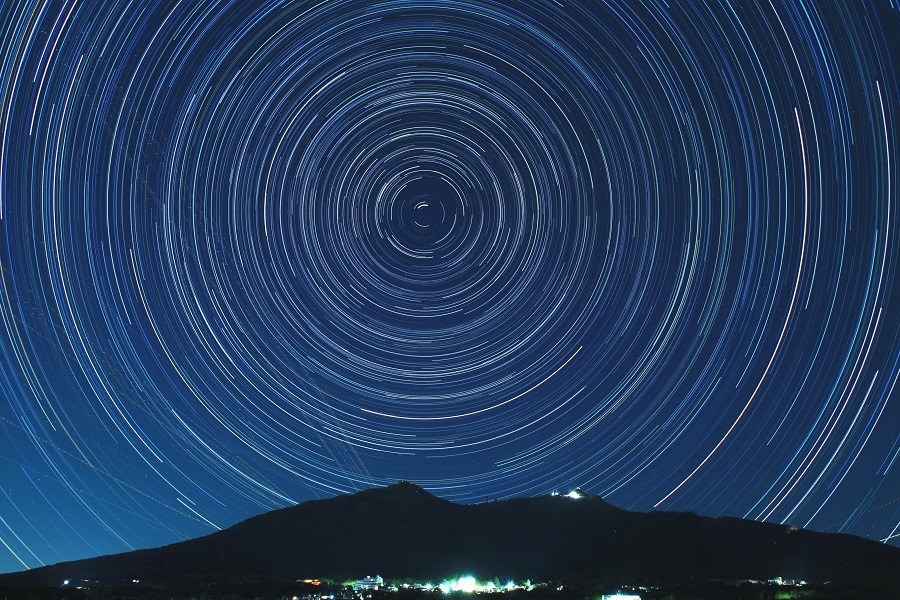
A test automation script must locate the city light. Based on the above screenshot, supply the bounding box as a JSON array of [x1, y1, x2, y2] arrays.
[[457, 577, 477, 593], [438, 576, 520, 594]]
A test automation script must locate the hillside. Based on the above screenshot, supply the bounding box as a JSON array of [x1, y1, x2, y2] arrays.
[[2, 482, 899, 588]]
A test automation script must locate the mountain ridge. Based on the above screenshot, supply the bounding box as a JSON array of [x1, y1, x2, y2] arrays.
[[2, 482, 898, 587]]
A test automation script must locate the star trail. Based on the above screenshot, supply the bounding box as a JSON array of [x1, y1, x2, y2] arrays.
[[1, 0, 899, 574]]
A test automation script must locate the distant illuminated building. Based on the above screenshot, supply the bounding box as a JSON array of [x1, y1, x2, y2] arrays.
[[551, 487, 587, 498], [354, 575, 384, 591]]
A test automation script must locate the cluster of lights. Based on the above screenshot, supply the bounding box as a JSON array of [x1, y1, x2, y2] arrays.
[[438, 577, 526, 594], [549, 489, 584, 499]]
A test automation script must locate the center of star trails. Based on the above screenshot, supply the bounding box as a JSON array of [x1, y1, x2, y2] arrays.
[[413, 200, 440, 228]]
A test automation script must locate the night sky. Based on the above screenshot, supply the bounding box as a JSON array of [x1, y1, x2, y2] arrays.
[[1, 0, 899, 576]]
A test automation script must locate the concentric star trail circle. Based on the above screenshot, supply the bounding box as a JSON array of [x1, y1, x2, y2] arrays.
[[0, 0, 898, 571]]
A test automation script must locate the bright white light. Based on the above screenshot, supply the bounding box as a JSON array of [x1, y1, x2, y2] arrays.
[[566, 490, 583, 499], [439, 582, 452, 594], [457, 576, 477, 593]]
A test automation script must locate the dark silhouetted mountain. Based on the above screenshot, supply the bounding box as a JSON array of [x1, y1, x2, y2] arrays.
[[2, 481, 899, 588]]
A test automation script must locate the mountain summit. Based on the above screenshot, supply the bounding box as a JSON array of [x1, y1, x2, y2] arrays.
[[2, 482, 899, 588]]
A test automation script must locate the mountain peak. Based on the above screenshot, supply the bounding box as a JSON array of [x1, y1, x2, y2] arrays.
[[357, 480, 443, 504], [386, 480, 428, 493]]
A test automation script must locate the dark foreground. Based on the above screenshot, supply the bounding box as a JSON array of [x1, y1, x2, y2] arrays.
[[2, 580, 900, 600]]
